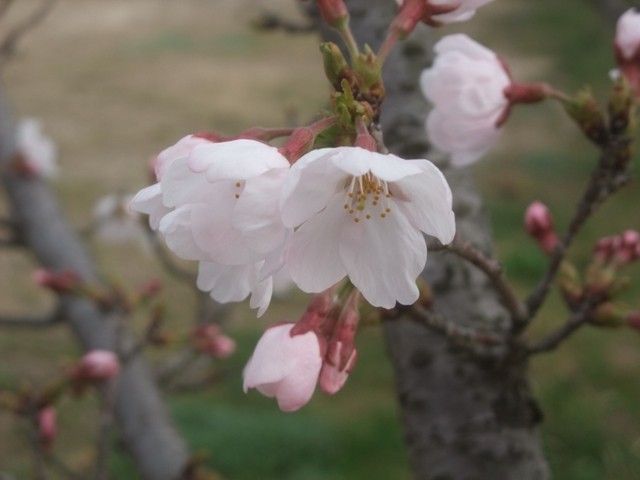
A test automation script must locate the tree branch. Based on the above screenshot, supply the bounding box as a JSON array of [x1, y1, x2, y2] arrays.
[[0, 306, 63, 328], [0, 0, 57, 66]]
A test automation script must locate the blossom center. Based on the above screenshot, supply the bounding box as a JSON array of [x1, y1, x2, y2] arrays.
[[343, 172, 392, 223]]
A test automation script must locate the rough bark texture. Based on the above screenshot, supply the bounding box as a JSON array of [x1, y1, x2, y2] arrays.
[[310, 1, 550, 478], [0, 87, 190, 480]]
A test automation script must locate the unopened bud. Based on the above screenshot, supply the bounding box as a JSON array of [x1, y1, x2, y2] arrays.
[[192, 324, 236, 359], [319, 342, 357, 395], [317, 0, 349, 27], [137, 278, 163, 300], [627, 311, 640, 330], [33, 269, 81, 294], [616, 230, 640, 264], [614, 8, 640, 97], [72, 350, 120, 383], [320, 42, 351, 91], [562, 89, 608, 145], [592, 302, 624, 328], [37, 406, 57, 450], [524, 201, 559, 255], [609, 77, 634, 136]]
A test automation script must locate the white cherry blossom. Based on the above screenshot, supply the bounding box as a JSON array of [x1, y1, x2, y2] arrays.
[[131, 137, 291, 317], [280, 146, 455, 309], [421, 34, 511, 166]]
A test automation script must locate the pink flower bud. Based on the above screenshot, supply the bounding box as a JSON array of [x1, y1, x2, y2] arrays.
[[615, 9, 640, 62], [33, 269, 81, 294], [616, 230, 640, 264], [319, 341, 357, 395], [138, 278, 163, 299], [192, 324, 236, 359], [615, 9, 640, 96], [37, 406, 57, 449], [524, 201, 558, 255], [243, 324, 322, 412], [73, 350, 120, 383], [317, 0, 349, 27], [627, 311, 640, 331], [595, 236, 616, 263]]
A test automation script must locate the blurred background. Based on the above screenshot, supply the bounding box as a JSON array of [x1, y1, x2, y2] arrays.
[[0, 0, 639, 478]]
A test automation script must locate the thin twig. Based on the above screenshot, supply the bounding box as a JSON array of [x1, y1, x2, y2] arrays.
[[436, 238, 526, 323], [0, 0, 58, 66], [252, 12, 315, 34], [143, 226, 194, 282], [526, 298, 600, 355], [156, 349, 200, 386], [521, 146, 631, 332]]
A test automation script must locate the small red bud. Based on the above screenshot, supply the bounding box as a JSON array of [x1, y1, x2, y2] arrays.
[[524, 201, 558, 255], [316, 0, 349, 27], [33, 269, 81, 294], [192, 324, 236, 359], [37, 406, 57, 450]]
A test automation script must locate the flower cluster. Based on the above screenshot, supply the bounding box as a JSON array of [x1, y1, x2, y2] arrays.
[[595, 230, 640, 266], [243, 289, 360, 411], [131, 135, 456, 315]]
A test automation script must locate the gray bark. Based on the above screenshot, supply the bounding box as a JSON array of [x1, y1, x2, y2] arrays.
[[311, 1, 550, 478], [0, 87, 190, 479]]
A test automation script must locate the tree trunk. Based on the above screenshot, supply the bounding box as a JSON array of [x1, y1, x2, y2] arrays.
[[310, 1, 550, 478], [0, 86, 190, 480]]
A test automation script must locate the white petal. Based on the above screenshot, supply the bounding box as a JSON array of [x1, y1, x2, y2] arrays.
[[249, 275, 274, 318], [233, 168, 288, 255], [339, 206, 426, 308], [392, 160, 456, 244], [158, 205, 210, 261], [197, 261, 252, 303], [287, 194, 348, 293], [130, 184, 171, 230], [161, 156, 216, 208], [280, 148, 346, 228], [188, 139, 289, 182]]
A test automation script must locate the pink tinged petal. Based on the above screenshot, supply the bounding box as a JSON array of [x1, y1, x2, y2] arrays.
[[243, 324, 322, 412], [158, 205, 210, 261], [188, 139, 289, 182], [392, 160, 456, 244], [155, 135, 211, 181], [233, 168, 289, 255], [339, 206, 427, 308], [426, 109, 502, 166], [280, 148, 346, 228], [130, 183, 171, 230], [197, 261, 252, 303], [616, 9, 640, 60], [434, 34, 497, 61], [287, 194, 348, 293], [160, 157, 216, 208]]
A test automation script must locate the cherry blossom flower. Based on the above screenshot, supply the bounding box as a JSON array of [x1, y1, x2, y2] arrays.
[[615, 9, 640, 61], [17, 118, 57, 178], [131, 137, 291, 316], [92, 193, 147, 246], [395, 0, 494, 25], [280, 146, 455, 308], [243, 323, 323, 412], [421, 34, 511, 166]]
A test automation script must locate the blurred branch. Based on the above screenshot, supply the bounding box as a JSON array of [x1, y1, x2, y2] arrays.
[[156, 348, 199, 386], [143, 226, 194, 282], [0, 0, 58, 67], [0, 305, 63, 328], [93, 380, 117, 480], [0, 0, 15, 21], [252, 11, 314, 34]]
